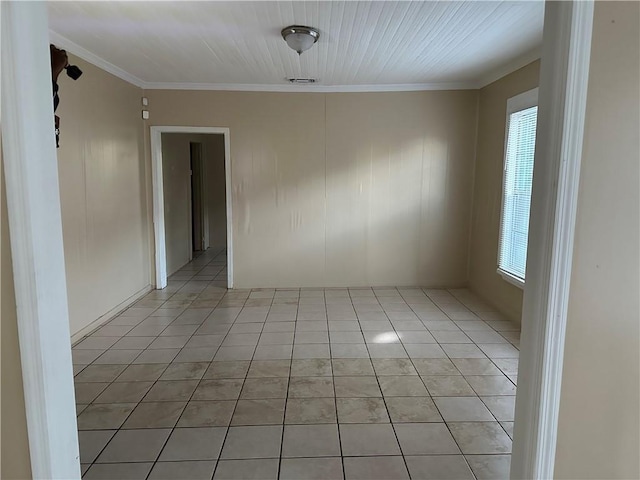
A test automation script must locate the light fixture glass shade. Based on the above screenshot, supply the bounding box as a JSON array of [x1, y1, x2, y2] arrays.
[[281, 26, 319, 55]]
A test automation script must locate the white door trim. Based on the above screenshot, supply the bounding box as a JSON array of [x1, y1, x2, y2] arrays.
[[1, 2, 81, 478], [150, 126, 233, 289], [511, 1, 594, 479]]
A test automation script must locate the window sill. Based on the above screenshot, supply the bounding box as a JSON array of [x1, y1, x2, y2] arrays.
[[497, 268, 525, 290]]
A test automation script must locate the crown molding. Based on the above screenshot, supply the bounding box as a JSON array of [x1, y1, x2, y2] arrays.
[[49, 30, 146, 88], [140, 81, 477, 92], [476, 47, 542, 89]]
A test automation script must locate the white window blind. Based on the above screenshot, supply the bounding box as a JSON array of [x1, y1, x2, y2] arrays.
[[498, 104, 538, 283]]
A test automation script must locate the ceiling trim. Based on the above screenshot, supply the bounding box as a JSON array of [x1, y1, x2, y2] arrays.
[[140, 81, 478, 92], [49, 31, 146, 88], [476, 47, 542, 89]]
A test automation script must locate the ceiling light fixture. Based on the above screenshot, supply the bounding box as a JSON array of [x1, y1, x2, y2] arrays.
[[281, 25, 320, 55]]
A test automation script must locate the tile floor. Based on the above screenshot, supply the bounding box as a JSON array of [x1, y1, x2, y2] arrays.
[[73, 249, 520, 480]]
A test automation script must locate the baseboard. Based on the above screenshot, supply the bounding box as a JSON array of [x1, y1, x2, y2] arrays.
[[70, 285, 153, 345]]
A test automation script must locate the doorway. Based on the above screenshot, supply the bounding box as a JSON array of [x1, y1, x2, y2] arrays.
[[151, 127, 233, 288]]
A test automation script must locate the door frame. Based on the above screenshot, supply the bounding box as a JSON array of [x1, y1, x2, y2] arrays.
[[150, 126, 233, 288], [1, 2, 80, 478], [511, 1, 594, 478]]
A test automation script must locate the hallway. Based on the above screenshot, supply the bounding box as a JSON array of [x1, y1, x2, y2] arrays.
[[73, 249, 519, 479]]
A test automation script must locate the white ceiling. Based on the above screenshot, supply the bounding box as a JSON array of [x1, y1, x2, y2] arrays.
[[48, 1, 544, 91]]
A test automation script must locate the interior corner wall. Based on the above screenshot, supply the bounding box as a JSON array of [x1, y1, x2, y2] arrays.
[[1, 137, 33, 480], [55, 55, 150, 337], [467, 61, 541, 323], [145, 90, 479, 288], [554, 2, 640, 478]]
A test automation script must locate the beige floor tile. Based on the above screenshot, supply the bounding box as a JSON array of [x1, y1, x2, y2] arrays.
[[177, 399, 235, 427], [293, 344, 331, 359], [122, 401, 186, 429], [378, 376, 428, 396], [148, 461, 216, 480], [84, 463, 153, 479], [220, 425, 282, 459], [334, 376, 381, 397], [160, 362, 209, 380], [282, 424, 341, 458], [336, 398, 389, 423], [422, 375, 476, 396], [466, 455, 511, 480], [204, 361, 250, 379], [247, 360, 290, 378], [232, 399, 286, 425], [78, 430, 116, 463], [75, 383, 109, 404], [281, 457, 344, 480], [159, 427, 227, 461], [394, 423, 460, 454], [411, 358, 459, 375], [285, 398, 337, 424], [372, 358, 418, 376], [465, 375, 516, 395], [405, 455, 474, 480], [481, 396, 516, 421], [213, 459, 279, 480], [96, 428, 171, 462], [451, 358, 502, 375], [116, 364, 168, 382], [448, 422, 512, 454], [290, 359, 332, 377], [288, 377, 334, 398], [240, 378, 288, 399], [143, 380, 199, 402], [331, 359, 374, 376], [94, 381, 153, 403], [343, 456, 408, 480], [433, 397, 494, 422], [77, 403, 137, 430], [339, 424, 401, 456], [385, 396, 443, 423]]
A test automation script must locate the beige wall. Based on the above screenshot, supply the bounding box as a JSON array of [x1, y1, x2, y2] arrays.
[[468, 61, 540, 322], [161, 133, 227, 275], [555, 2, 640, 478], [56, 56, 150, 337], [146, 90, 478, 288], [1, 139, 32, 479], [204, 134, 227, 249]]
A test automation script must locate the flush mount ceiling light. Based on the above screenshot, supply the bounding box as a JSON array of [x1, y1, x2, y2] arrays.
[[281, 25, 320, 55]]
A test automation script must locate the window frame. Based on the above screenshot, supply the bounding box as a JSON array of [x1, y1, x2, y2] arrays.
[[497, 87, 539, 289]]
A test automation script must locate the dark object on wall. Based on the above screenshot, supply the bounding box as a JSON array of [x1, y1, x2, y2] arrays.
[[50, 44, 82, 147]]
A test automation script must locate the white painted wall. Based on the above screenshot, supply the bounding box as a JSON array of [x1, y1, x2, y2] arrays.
[[146, 90, 479, 288], [56, 55, 149, 337], [554, 2, 640, 478]]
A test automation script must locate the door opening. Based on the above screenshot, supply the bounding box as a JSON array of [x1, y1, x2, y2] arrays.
[[151, 127, 233, 288]]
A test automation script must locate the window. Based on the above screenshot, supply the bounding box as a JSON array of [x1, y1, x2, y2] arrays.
[[498, 88, 538, 287]]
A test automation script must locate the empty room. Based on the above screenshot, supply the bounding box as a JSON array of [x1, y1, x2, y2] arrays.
[[1, 1, 638, 480]]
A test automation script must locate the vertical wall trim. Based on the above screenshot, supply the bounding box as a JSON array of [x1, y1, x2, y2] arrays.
[[1, 2, 81, 478], [511, 1, 594, 478]]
